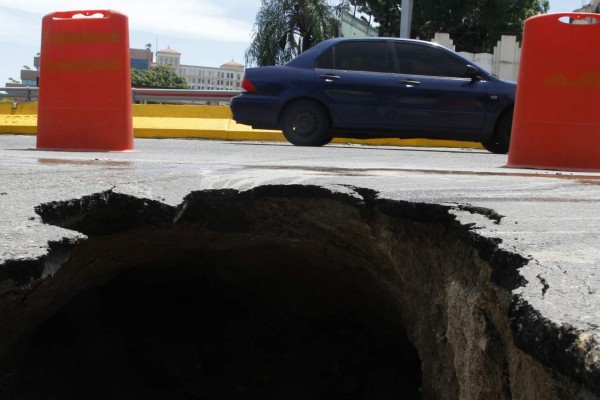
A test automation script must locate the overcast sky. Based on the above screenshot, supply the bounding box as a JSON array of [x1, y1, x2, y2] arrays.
[[0, 0, 590, 84]]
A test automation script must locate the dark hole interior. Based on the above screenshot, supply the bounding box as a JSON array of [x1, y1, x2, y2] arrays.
[[5, 242, 423, 400]]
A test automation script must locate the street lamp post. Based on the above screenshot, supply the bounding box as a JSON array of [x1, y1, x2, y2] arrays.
[[400, 0, 413, 38]]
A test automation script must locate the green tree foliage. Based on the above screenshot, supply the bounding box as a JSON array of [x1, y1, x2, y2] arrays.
[[246, 0, 347, 66], [130, 65, 188, 88], [350, 0, 549, 53]]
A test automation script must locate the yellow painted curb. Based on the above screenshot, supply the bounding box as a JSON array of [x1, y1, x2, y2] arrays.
[[0, 102, 483, 149], [131, 104, 287, 142], [0, 102, 38, 135]]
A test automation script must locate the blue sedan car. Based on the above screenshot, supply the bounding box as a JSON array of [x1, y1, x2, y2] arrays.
[[231, 37, 516, 154]]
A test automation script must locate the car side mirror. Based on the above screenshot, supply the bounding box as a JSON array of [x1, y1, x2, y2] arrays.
[[466, 65, 482, 81]]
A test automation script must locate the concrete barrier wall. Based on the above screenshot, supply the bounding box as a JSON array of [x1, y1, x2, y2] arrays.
[[0, 102, 483, 149]]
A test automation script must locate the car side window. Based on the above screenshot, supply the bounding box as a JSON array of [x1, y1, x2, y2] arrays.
[[316, 47, 335, 69], [394, 43, 471, 78], [316, 41, 392, 73]]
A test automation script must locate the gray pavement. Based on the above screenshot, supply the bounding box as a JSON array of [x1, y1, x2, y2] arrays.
[[1, 134, 600, 388]]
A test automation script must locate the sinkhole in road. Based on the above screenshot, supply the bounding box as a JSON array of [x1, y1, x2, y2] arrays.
[[3, 185, 593, 399]]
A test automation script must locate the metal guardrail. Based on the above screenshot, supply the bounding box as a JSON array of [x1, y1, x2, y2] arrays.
[[0, 87, 38, 102], [0, 87, 241, 104], [131, 88, 240, 103]]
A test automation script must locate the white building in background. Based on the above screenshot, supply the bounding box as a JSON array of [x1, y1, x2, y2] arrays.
[[340, 9, 378, 37], [574, 0, 600, 12], [155, 47, 244, 91]]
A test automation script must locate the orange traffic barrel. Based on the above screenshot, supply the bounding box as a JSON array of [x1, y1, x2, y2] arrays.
[[507, 13, 600, 171], [37, 10, 133, 151]]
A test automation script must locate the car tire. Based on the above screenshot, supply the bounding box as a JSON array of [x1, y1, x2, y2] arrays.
[[482, 110, 513, 154], [281, 100, 332, 146]]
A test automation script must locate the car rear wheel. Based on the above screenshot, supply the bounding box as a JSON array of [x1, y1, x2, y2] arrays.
[[482, 110, 513, 154], [281, 101, 332, 146]]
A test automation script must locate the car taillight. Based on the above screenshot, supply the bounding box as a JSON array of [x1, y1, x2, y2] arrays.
[[241, 77, 257, 93]]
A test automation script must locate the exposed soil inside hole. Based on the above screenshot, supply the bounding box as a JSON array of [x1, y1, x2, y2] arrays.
[[5, 251, 421, 400]]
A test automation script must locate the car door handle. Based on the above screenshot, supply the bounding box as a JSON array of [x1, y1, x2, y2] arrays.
[[320, 74, 340, 82], [400, 79, 420, 86]]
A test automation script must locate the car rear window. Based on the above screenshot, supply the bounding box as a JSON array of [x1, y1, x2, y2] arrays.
[[316, 41, 392, 73], [394, 43, 471, 78]]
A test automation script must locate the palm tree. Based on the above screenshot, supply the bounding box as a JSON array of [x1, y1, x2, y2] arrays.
[[246, 0, 346, 66]]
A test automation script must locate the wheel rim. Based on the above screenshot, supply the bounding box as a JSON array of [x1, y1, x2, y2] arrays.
[[291, 110, 317, 137]]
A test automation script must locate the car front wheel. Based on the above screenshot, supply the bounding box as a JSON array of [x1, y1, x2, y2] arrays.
[[281, 101, 332, 146], [482, 110, 513, 154]]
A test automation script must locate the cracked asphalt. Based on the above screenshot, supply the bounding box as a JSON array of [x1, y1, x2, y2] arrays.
[[1, 134, 600, 376]]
